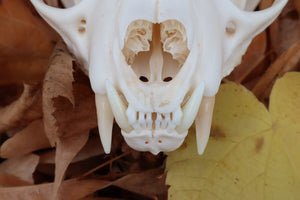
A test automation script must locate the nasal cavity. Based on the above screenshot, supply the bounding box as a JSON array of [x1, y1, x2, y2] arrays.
[[122, 20, 190, 83]]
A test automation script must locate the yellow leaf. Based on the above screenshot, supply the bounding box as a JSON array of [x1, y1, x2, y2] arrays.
[[166, 72, 300, 200]]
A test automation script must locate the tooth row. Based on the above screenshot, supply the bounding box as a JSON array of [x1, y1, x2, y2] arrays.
[[126, 108, 183, 133]]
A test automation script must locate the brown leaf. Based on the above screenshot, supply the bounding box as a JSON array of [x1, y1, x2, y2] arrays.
[[0, 0, 59, 85], [0, 119, 51, 158], [42, 41, 75, 145], [0, 154, 39, 183], [252, 40, 300, 98], [53, 132, 90, 200], [52, 82, 97, 139], [228, 32, 267, 83], [0, 178, 111, 200], [113, 168, 168, 199], [0, 84, 41, 133], [39, 134, 104, 165], [0, 173, 32, 187]]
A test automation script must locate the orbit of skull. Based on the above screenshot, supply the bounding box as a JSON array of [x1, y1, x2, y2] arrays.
[[31, 0, 287, 154]]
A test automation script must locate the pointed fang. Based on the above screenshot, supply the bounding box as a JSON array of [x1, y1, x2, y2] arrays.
[[95, 94, 114, 154], [195, 95, 215, 155]]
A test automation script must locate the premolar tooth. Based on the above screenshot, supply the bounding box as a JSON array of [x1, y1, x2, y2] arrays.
[[195, 96, 215, 155], [176, 81, 205, 134], [95, 94, 114, 154], [105, 80, 133, 133]]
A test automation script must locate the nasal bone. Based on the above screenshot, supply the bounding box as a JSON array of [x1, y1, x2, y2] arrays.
[[149, 24, 164, 82]]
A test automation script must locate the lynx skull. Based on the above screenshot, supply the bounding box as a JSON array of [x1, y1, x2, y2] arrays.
[[31, 0, 287, 154]]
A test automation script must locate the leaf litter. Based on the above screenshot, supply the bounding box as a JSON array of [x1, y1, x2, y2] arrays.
[[0, 0, 299, 199]]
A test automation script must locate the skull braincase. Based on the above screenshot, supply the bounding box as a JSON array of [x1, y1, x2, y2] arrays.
[[31, 0, 287, 154]]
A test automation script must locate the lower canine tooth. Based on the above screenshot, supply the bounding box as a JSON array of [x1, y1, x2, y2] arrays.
[[105, 80, 133, 133], [176, 81, 205, 133], [195, 96, 215, 155], [95, 94, 114, 154]]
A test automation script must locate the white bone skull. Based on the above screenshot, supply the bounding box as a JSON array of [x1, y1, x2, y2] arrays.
[[31, 0, 287, 155]]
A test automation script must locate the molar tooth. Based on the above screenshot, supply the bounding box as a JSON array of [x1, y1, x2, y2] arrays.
[[95, 94, 114, 154], [105, 80, 133, 133], [176, 81, 205, 134], [155, 113, 162, 129], [195, 96, 215, 155]]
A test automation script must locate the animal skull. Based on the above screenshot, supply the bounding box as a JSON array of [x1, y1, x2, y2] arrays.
[[31, 0, 287, 155]]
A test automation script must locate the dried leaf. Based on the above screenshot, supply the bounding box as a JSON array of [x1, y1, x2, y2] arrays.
[[0, 84, 40, 133], [52, 82, 97, 138], [0, 119, 51, 158], [227, 32, 267, 83], [166, 72, 300, 199], [42, 41, 75, 145], [0, 0, 58, 85], [0, 178, 111, 200], [53, 132, 89, 200], [0, 154, 39, 184], [113, 168, 168, 199], [252, 41, 300, 98], [0, 173, 32, 187]]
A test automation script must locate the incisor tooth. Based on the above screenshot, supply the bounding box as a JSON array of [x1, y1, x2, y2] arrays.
[[195, 96, 215, 155], [105, 80, 133, 133], [176, 81, 205, 133], [95, 94, 114, 154]]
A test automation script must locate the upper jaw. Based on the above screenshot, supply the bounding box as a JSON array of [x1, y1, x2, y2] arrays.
[[105, 79, 205, 154]]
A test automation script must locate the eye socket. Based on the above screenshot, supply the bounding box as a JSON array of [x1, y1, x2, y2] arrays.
[[163, 77, 173, 82], [139, 76, 149, 82]]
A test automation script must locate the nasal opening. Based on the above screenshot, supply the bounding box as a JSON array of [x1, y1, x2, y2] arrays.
[[122, 20, 190, 84]]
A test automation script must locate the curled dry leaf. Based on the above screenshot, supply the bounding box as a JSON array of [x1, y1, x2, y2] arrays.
[[0, 84, 41, 133], [42, 41, 75, 145], [53, 131, 89, 200], [0, 178, 111, 200], [0, 119, 51, 158], [0, 0, 58, 85], [0, 154, 39, 184]]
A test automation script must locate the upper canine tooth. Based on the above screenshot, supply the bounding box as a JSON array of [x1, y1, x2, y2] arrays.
[[105, 80, 133, 133], [176, 81, 205, 134], [95, 94, 114, 154], [195, 96, 215, 155]]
